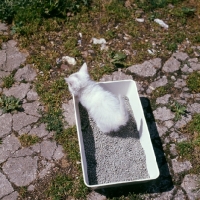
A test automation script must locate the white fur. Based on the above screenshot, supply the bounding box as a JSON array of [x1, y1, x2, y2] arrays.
[[65, 63, 129, 133]]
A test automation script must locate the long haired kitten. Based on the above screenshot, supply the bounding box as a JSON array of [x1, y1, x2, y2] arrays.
[[64, 63, 129, 133]]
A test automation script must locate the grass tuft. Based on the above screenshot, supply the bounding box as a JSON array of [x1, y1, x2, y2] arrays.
[[2, 74, 15, 88], [47, 172, 88, 199], [170, 101, 187, 121], [47, 174, 73, 200], [40, 108, 64, 135], [19, 186, 28, 198], [19, 134, 40, 147], [151, 86, 168, 98], [0, 95, 22, 113], [177, 141, 193, 157], [56, 126, 80, 162], [0, 0, 90, 23], [135, 0, 183, 11], [186, 71, 200, 93], [177, 114, 200, 173]]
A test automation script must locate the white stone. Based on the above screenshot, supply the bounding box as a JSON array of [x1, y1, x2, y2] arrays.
[[62, 56, 76, 65], [135, 18, 144, 22], [154, 18, 169, 29], [92, 38, 106, 44]]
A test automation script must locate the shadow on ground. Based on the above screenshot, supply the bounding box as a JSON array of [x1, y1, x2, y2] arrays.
[[95, 97, 174, 198]]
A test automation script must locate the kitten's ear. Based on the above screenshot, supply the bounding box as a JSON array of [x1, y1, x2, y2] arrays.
[[65, 78, 75, 87], [64, 78, 69, 83], [79, 63, 88, 73], [64, 77, 73, 86]]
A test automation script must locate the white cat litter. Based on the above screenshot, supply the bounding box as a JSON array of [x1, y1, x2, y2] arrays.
[[73, 80, 159, 189], [154, 18, 169, 29]]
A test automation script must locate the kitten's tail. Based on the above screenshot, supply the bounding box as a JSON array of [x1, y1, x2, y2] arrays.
[[118, 95, 129, 125]]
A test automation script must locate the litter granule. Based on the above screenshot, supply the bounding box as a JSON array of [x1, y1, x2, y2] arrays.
[[79, 96, 149, 185]]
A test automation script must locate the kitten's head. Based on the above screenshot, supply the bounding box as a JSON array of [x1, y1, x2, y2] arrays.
[[64, 63, 90, 96]]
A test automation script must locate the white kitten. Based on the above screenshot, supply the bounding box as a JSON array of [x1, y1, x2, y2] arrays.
[[64, 63, 129, 133]]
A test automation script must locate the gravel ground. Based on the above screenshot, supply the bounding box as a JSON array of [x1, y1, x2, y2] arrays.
[[79, 96, 149, 185]]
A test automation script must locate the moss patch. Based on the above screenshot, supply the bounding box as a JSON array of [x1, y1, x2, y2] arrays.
[[151, 86, 168, 98], [186, 71, 200, 93], [19, 134, 40, 147], [2, 74, 15, 88], [177, 114, 200, 173]]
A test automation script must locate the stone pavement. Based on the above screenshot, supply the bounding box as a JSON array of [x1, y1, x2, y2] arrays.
[[1, 23, 200, 199]]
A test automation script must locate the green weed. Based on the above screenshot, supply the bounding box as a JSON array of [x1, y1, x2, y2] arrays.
[[0, 35, 9, 47], [40, 108, 64, 135], [47, 174, 73, 200], [29, 55, 51, 72], [19, 186, 27, 198], [184, 114, 200, 134], [90, 64, 116, 81], [186, 71, 200, 93], [47, 173, 88, 199], [0, 138, 2, 145], [135, 0, 183, 11], [110, 51, 127, 68], [73, 176, 89, 198], [177, 114, 200, 173], [194, 34, 200, 43], [105, 0, 130, 20], [19, 134, 39, 147], [35, 75, 68, 107], [64, 37, 77, 52], [170, 101, 187, 121], [151, 86, 168, 98], [0, 0, 90, 23], [2, 74, 15, 88], [166, 43, 178, 52], [55, 126, 89, 198], [105, 29, 117, 40], [0, 95, 22, 113], [177, 141, 193, 158], [174, 31, 186, 43], [182, 7, 196, 17], [56, 126, 80, 161]]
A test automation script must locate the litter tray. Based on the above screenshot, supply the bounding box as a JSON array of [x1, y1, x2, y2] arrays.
[[72, 80, 159, 189]]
